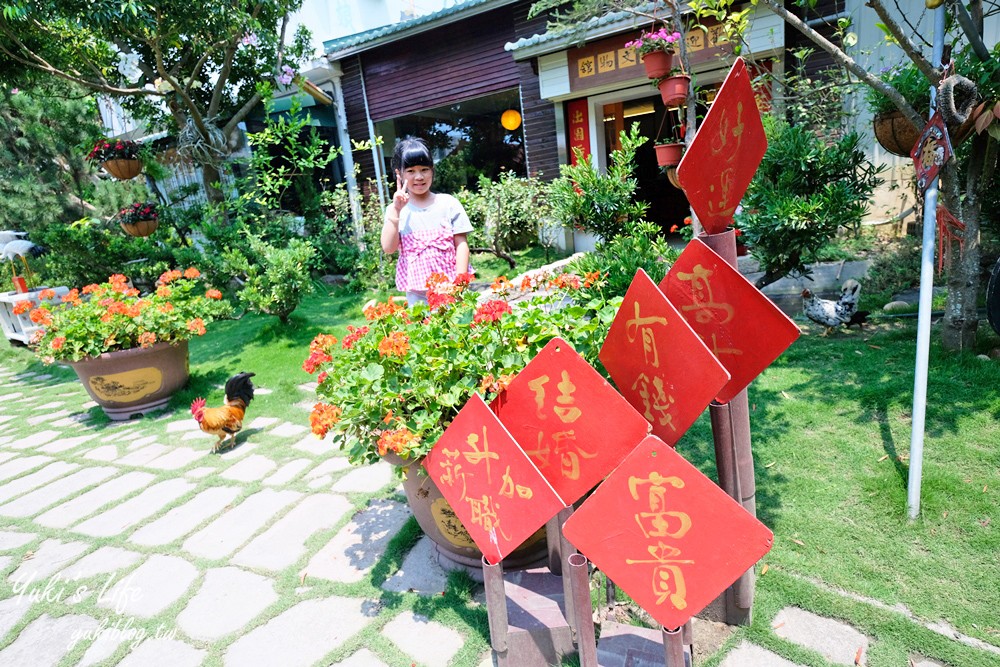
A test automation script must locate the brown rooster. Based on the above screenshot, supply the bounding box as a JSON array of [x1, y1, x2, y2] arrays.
[[190, 372, 256, 453]]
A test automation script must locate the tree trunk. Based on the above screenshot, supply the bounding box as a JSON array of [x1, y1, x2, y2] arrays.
[[201, 162, 226, 207]]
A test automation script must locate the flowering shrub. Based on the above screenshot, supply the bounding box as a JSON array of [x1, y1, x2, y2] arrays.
[[625, 27, 683, 57], [28, 269, 231, 363], [118, 201, 158, 225], [305, 270, 622, 467], [86, 139, 140, 162]]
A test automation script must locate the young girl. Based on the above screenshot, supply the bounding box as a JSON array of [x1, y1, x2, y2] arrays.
[[381, 137, 472, 305]]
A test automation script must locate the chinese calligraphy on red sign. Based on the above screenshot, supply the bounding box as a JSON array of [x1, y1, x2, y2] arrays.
[[493, 337, 650, 506], [566, 99, 591, 165], [599, 269, 730, 446], [563, 435, 774, 630], [677, 58, 766, 234], [660, 239, 800, 404], [911, 113, 952, 191], [424, 394, 565, 565]]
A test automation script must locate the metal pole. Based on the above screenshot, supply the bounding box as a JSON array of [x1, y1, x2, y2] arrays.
[[907, 5, 946, 520], [482, 557, 508, 654], [568, 554, 598, 667], [662, 626, 687, 667]]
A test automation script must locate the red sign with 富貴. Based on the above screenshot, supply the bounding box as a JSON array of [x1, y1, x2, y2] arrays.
[[563, 435, 774, 630]]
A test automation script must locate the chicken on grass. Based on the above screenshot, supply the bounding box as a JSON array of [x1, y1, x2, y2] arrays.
[[191, 372, 256, 453], [801, 279, 862, 336]]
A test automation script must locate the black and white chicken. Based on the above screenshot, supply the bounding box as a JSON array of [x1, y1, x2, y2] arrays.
[[801, 279, 862, 336]]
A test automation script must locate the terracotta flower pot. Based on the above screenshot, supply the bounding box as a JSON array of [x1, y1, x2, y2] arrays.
[[655, 142, 684, 167], [658, 74, 691, 107], [69, 340, 190, 420], [873, 110, 921, 157], [121, 219, 159, 237], [641, 51, 674, 79], [101, 159, 142, 180], [398, 458, 546, 578]]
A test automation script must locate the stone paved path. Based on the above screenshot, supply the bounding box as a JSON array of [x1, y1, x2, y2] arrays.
[[0, 364, 994, 667]]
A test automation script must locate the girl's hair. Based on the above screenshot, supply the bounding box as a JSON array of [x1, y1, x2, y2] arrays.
[[392, 137, 433, 173]]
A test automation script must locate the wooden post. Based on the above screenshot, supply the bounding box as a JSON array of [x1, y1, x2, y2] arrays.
[[700, 229, 757, 625]]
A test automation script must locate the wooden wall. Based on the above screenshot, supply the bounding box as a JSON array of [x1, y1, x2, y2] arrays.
[[513, 2, 560, 181]]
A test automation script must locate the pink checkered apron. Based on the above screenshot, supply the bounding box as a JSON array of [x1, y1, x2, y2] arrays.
[[396, 227, 458, 292]]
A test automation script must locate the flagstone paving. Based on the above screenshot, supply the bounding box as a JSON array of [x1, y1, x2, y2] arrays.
[[0, 363, 996, 667]]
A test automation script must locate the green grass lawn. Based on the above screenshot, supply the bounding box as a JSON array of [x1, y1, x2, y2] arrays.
[[1, 286, 997, 667]]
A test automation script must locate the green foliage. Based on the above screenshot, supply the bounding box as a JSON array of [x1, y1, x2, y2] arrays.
[[307, 274, 622, 466], [458, 171, 550, 264], [863, 236, 923, 298], [312, 182, 360, 275], [737, 117, 883, 286], [864, 60, 932, 117], [547, 123, 649, 240], [222, 233, 316, 324], [569, 220, 677, 299]]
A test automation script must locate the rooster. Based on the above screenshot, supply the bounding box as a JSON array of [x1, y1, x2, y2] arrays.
[[190, 372, 256, 453], [801, 279, 862, 336]]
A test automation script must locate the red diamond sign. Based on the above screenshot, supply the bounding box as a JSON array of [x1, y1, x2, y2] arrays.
[[660, 238, 800, 403], [563, 435, 774, 630], [424, 394, 565, 564], [677, 58, 767, 234], [493, 337, 650, 506], [599, 269, 729, 446]]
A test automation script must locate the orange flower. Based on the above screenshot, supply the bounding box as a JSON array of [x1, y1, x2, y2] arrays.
[[156, 286, 172, 298], [302, 350, 332, 374], [38, 288, 55, 300], [205, 288, 222, 300], [158, 303, 174, 313], [583, 271, 602, 288], [669, 224, 679, 233], [186, 318, 206, 335], [378, 331, 410, 357], [377, 427, 417, 456], [138, 332, 157, 348], [109, 274, 129, 292], [29, 308, 52, 326], [490, 276, 510, 293], [183, 267, 201, 279], [309, 333, 339, 354], [425, 272, 450, 290], [472, 300, 512, 326], [158, 269, 183, 284], [479, 373, 515, 395], [363, 300, 404, 322], [12, 300, 34, 316], [61, 289, 81, 306], [50, 336, 66, 350], [81, 283, 101, 295], [341, 325, 369, 350], [309, 402, 342, 438], [548, 273, 581, 290]]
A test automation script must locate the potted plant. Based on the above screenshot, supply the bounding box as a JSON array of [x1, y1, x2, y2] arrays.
[[117, 201, 160, 237], [655, 110, 686, 168], [865, 63, 930, 157], [305, 270, 619, 570], [625, 27, 683, 79], [28, 268, 230, 420], [86, 138, 143, 180], [657, 67, 691, 108]]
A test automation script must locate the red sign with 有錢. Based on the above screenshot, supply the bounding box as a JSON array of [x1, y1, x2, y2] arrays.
[[599, 269, 730, 446], [424, 394, 565, 565], [676, 58, 767, 234], [660, 239, 800, 404], [493, 337, 650, 506], [563, 435, 774, 630]]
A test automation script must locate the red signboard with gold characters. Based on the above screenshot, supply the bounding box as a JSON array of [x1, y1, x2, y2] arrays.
[[492, 337, 650, 507], [563, 435, 774, 630], [676, 58, 767, 234], [599, 269, 730, 446], [424, 394, 565, 565], [660, 239, 800, 404]]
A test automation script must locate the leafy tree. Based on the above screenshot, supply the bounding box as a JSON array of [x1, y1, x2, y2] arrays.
[[0, 0, 310, 204], [458, 172, 550, 269]]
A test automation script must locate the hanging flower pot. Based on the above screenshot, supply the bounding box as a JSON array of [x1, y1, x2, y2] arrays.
[[873, 110, 921, 157], [665, 166, 682, 189], [658, 75, 691, 108], [655, 142, 684, 167], [101, 159, 142, 180], [120, 219, 159, 237], [641, 51, 674, 79]]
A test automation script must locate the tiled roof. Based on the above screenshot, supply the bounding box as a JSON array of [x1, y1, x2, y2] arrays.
[[505, 1, 663, 56]]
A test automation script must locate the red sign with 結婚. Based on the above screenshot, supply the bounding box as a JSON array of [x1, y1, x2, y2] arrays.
[[599, 269, 730, 446], [660, 239, 800, 404], [676, 58, 767, 234], [424, 394, 565, 565], [563, 435, 774, 630], [493, 337, 650, 506]]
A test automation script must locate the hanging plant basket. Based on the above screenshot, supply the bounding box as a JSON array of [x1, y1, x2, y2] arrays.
[[655, 143, 684, 167], [658, 75, 691, 108], [120, 219, 158, 237], [665, 166, 682, 189], [642, 51, 674, 79], [873, 110, 921, 157], [102, 159, 142, 180]]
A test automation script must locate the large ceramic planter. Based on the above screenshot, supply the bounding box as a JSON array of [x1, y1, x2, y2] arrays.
[[101, 159, 142, 180], [398, 459, 546, 578], [641, 51, 673, 79], [873, 110, 921, 157], [69, 340, 190, 420], [658, 74, 691, 107]]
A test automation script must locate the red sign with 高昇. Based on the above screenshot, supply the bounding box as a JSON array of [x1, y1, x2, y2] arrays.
[[660, 239, 800, 404], [599, 270, 730, 446], [676, 58, 767, 234], [493, 337, 650, 506], [563, 435, 774, 630], [424, 394, 565, 565]]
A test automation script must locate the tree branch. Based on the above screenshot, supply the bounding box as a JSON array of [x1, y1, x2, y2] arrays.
[[865, 0, 939, 81], [758, 0, 924, 127]]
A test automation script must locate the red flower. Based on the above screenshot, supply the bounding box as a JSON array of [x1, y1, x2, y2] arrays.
[[29, 308, 52, 325], [12, 300, 34, 316], [427, 290, 455, 311], [472, 300, 512, 326], [309, 333, 339, 355], [302, 350, 332, 374], [159, 269, 183, 285], [186, 318, 206, 335], [205, 288, 222, 300], [61, 289, 81, 306], [341, 325, 369, 350], [309, 402, 342, 438], [50, 336, 66, 350], [138, 332, 157, 348], [184, 267, 201, 279], [378, 331, 410, 357]]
